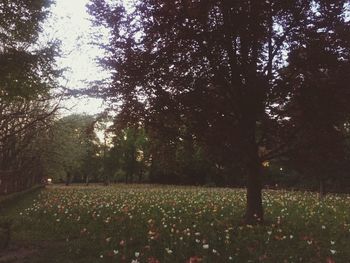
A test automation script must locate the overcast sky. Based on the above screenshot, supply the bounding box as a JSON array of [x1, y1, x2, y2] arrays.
[[44, 0, 110, 116]]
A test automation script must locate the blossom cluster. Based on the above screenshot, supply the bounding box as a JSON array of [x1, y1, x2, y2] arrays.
[[19, 185, 350, 262]]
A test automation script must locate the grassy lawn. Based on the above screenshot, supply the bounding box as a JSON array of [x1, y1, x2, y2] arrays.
[[1, 184, 350, 262]]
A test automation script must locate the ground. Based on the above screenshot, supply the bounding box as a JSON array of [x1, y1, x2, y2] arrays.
[[1, 184, 349, 262]]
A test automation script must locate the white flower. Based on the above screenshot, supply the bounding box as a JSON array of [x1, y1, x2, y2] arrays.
[[113, 250, 118, 255], [212, 249, 217, 254], [290, 235, 293, 239], [203, 244, 209, 249], [330, 241, 335, 245], [322, 225, 326, 229], [135, 252, 140, 257], [330, 249, 336, 255], [165, 248, 173, 254]]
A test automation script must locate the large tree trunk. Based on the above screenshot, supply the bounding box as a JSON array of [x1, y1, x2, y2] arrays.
[[245, 148, 264, 224], [241, 116, 264, 224]]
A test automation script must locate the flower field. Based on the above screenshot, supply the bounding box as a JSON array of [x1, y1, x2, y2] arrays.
[[13, 185, 350, 262]]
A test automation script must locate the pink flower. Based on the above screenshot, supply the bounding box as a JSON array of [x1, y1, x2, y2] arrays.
[[186, 256, 203, 263], [147, 257, 160, 263]]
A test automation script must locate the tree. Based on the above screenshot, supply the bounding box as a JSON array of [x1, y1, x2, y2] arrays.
[[0, 0, 61, 194], [44, 114, 100, 185], [275, 4, 350, 198], [0, 0, 59, 100], [0, 97, 57, 194], [106, 124, 150, 184], [88, 0, 350, 223]]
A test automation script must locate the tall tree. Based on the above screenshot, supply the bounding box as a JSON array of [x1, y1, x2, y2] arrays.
[[45, 114, 100, 184], [0, 0, 61, 193], [88, 0, 349, 223], [275, 2, 350, 198], [0, 97, 57, 194], [0, 0, 59, 100]]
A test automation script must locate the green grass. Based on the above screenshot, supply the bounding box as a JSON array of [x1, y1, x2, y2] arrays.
[[2, 184, 350, 262], [0, 185, 43, 211]]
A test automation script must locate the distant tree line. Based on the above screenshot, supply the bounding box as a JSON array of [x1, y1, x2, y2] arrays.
[[50, 112, 350, 197]]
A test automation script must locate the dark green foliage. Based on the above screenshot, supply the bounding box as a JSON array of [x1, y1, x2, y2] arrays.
[[0, 0, 51, 44], [271, 2, 350, 196], [44, 114, 101, 184], [0, 0, 61, 194], [0, 0, 59, 100], [0, 99, 57, 194], [105, 125, 150, 184]]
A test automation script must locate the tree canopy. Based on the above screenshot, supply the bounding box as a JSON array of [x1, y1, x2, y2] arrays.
[[0, 0, 61, 194], [88, 0, 350, 223]]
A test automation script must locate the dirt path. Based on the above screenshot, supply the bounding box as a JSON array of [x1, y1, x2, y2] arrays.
[[0, 240, 65, 263]]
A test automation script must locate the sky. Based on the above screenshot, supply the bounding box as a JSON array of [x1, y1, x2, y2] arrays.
[[43, 0, 110, 116], [45, 0, 350, 118]]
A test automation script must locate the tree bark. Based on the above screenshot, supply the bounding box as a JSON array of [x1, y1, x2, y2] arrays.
[[244, 139, 264, 224], [240, 113, 264, 224]]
